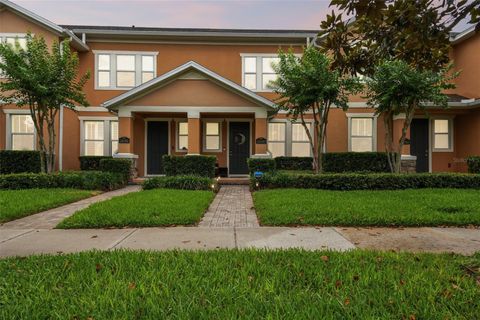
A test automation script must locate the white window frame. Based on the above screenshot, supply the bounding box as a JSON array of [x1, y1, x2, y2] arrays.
[[291, 122, 313, 157], [79, 117, 119, 156], [93, 50, 158, 90], [431, 117, 454, 152], [268, 120, 314, 157], [176, 119, 189, 153], [0, 33, 28, 78], [347, 113, 378, 152], [268, 121, 287, 157], [4, 110, 36, 150], [241, 54, 280, 93], [202, 120, 222, 153], [110, 120, 119, 156]]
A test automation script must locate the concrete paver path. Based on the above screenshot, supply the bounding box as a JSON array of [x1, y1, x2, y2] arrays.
[[0, 185, 141, 230]]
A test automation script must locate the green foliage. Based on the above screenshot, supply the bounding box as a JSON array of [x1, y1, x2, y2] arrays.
[[0, 150, 42, 174], [0, 171, 126, 191], [57, 189, 215, 228], [163, 155, 216, 178], [467, 156, 480, 174], [323, 152, 393, 173], [251, 172, 480, 191], [254, 188, 480, 227], [247, 158, 276, 174], [79, 156, 112, 171], [99, 158, 131, 181], [142, 176, 217, 191], [274, 157, 312, 171]]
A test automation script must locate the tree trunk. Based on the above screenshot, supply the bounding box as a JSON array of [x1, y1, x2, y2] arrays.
[[393, 106, 416, 173], [300, 113, 316, 172], [47, 120, 56, 173], [383, 111, 396, 173]]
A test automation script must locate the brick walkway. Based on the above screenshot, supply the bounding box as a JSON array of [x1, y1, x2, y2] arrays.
[[0, 185, 141, 230], [199, 185, 259, 228]]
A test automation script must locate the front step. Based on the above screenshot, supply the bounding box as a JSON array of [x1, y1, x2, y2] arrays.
[[218, 177, 250, 185]]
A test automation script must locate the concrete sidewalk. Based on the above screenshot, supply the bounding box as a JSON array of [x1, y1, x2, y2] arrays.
[[1, 226, 479, 258]]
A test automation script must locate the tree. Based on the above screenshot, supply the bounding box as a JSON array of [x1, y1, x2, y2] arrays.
[[0, 34, 89, 173], [269, 47, 362, 174], [365, 60, 456, 173]]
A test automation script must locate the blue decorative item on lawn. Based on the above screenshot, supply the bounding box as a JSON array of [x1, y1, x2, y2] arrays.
[[254, 171, 264, 179]]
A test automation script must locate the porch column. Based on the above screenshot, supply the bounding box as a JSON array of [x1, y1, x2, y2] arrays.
[[393, 113, 416, 173], [253, 112, 269, 157], [187, 111, 201, 155], [114, 115, 139, 179]]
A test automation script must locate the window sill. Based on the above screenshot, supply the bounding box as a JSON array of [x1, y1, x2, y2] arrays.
[[202, 149, 222, 153], [432, 148, 454, 153]]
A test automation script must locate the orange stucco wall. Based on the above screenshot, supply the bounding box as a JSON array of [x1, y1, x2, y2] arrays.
[[452, 34, 480, 99]]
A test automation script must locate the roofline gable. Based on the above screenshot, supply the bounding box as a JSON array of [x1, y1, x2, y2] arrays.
[[101, 61, 276, 110]]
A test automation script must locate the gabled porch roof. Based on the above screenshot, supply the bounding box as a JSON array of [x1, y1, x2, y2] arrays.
[[101, 61, 276, 111]]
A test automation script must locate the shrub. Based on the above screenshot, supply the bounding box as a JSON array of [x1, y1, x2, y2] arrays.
[[100, 158, 131, 181], [0, 150, 42, 174], [275, 157, 312, 171], [79, 156, 112, 171], [323, 152, 393, 173], [251, 172, 480, 191], [142, 176, 217, 191], [163, 155, 216, 178], [467, 156, 480, 174], [0, 171, 126, 191], [247, 158, 276, 174]]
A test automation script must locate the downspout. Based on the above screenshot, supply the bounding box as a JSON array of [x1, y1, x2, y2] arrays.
[[59, 105, 64, 171]]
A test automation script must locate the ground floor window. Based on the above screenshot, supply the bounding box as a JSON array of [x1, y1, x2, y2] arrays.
[[268, 121, 312, 157], [432, 118, 453, 151], [291, 123, 311, 156], [268, 122, 286, 157], [10, 114, 35, 150], [177, 121, 188, 151], [203, 121, 221, 152], [81, 118, 118, 156], [347, 115, 377, 152]]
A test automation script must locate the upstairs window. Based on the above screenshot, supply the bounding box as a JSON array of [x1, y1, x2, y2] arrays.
[[94, 51, 158, 89], [241, 55, 280, 92], [1, 34, 27, 77]]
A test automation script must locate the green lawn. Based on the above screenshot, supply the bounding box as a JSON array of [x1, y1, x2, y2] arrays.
[[57, 189, 214, 228], [0, 189, 96, 223], [254, 188, 480, 226], [1, 250, 479, 319]]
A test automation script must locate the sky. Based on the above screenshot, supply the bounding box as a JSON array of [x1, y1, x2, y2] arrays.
[[12, 0, 474, 31]]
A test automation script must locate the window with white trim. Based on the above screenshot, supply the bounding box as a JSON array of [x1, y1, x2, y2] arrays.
[[433, 119, 452, 151], [95, 52, 157, 89], [10, 114, 35, 150], [349, 117, 375, 152], [291, 123, 311, 156], [0, 34, 27, 77], [110, 121, 119, 155], [242, 55, 280, 91], [268, 122, 286, 157], [204, 122, 221, 152], [177, 121, 188, 151], [82, 119, 118, 156]]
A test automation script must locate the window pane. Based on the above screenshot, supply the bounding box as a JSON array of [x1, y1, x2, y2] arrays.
[[98, 71, 110, 87], [268, 123, 285, 141], [268, 142, 285, 158], [116, 55, 135, 71], [179, 122, 188, 135], [142, 72, 154, 83], [262, 57, 279, 73], [292, 123, 309, 141], [117, 72, 135, 87], [351, 137, 373, 152], [244, 57, 256, 73], [206, 136, 220, 150], [85, 121, 104, 140], [244, 74, 257, 90], [434, 133, 449, 149], [98, 54, 110, 70], [262, 73, 277, 90], [12, 134, 34, 150], [352, 118, 372, 136], [85, 141, 104, 156], [178, 136, 188, 151], [206, 122, 219, 135], [111, 121, 118, 140], [12, 115, 34, 133], [292, 143, 310, 157], [6, 37, 27, 50], [111, 141, 118, 155], [142, 56, 154, 72], [434, 119, 449, 134]]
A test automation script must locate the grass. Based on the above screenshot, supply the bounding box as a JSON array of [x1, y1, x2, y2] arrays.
[[0, 250, 479, 319], [0, 189, 96, 223], [57, 189, 214, 228], [253, 188, 480, 226]]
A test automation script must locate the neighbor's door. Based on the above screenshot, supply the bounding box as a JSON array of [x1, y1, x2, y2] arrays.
[[147, 121, 169, 175], [229, 122, 250, 175], [410, 119, 429, 172]]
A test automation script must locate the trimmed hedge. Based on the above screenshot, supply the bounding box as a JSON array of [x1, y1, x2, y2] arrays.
[[274, 157, 312, 171], [323, 152, 392, 173], [142, 176, 217, 191], [0, 171, 126, 191], [163, 155, 216, 178], [100, 158, 131, 180], [247, 158, 276, 174], [0, 150, 42, 174], [467, 156, 480, 174], [251, 172, 480, 191], [79, 156, 112, 171]]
